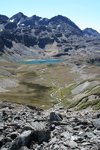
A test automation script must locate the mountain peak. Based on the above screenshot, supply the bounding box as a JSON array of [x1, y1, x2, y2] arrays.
[[50, 15, 70, 22], [10, 12, 28, 24], [47, 15, 82, 33], [83, 28, 100, 38], [30, 15, 41, 20]]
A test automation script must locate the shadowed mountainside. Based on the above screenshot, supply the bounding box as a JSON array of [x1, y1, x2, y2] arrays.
[[0, 12, 100, 61]]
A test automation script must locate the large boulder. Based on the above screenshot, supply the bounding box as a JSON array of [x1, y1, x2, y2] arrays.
[[50, 112, 63, 121], [9, 130, 32, 150]]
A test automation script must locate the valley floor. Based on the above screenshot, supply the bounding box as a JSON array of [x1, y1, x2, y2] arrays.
[[0, 59, 100, 111]]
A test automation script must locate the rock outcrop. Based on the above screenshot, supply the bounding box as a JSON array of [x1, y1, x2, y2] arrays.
[[4, 22, 17, 30]]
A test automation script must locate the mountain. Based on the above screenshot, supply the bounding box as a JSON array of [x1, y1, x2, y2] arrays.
[[20, 15, 47, 27], [9, 12, 28, 24], [0, 15, 9, 24], [0, 12, 100, 61], [83, 28, 100, 39]]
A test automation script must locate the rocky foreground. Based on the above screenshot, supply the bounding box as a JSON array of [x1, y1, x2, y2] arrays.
[[0, 101, 100, 150]]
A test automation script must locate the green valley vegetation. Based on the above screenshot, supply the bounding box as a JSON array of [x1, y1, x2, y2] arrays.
[[0, 60, 100, 110]]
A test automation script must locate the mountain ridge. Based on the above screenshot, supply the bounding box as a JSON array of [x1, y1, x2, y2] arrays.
[[0, 12, 100, 33], [0, 12, 100, 61]]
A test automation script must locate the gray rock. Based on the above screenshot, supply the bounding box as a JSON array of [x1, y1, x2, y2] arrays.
[[53, 144, 59, 149], [0, 122, 4, 130], [8, 130, 32, 150], [0, 136, 5, 148], [18, 146, 29, 150], [64, 140, 77, 148], [82, 142, 91, 146], [85, 132, 95, 138], [22, 123, 33, 131], [37, 129, 50, 143], [50, 124, 55, 131], [60, 132, 71, 140], [97, 114, 100, 118], [50, 112, 63, 121], [49, 137, 58, 145], [94, 129, 100, 135], [1, 142, 11, 149], [7, 132, 19, 140], [59, 144, 67, 150], [92, 119, 100, 128]]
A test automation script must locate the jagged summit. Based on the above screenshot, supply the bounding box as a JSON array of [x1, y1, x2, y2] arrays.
[[10, 12, 28, 24], [0, 12, 100, 61], [48, 15, 81, 30]]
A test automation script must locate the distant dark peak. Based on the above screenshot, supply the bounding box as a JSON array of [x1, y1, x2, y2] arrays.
[[11, 12, 27, 18], [29, 15, 41, 21], [83, 28, 99, 33], [83, 28, 100, 38], [50, 15, 71, 22], [10, 12, 28, 23], [48, 15, 82, 31]]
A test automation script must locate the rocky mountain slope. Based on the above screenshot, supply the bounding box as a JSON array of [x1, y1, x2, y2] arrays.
[[0, 12, 100, 61], [83, 28, 100, 39]]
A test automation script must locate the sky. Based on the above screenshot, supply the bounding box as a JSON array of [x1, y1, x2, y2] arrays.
[[0, 0, 100, 32]]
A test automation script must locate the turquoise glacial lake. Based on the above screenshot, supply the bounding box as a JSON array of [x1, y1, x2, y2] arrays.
[[15, 59, 65, 65]]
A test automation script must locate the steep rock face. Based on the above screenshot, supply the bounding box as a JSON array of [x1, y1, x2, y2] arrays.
[[83, 28, 100, 39], [0, 38, 4, 55], [0, 31, 13, 50], [22, 35, 37, 47], [5, 22, 17, 30], [46, 15, 83, 35], [38, 36, 54, 48]]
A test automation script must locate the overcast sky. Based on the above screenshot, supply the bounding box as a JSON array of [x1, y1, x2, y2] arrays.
[[1, 0, 100, 32]]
